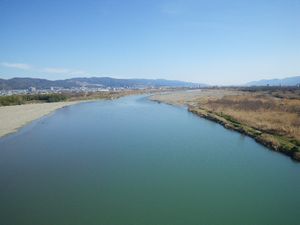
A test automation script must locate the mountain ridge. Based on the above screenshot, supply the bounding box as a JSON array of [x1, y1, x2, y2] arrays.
[[246, 76, 300, 86], [0, 77, 205, 90]]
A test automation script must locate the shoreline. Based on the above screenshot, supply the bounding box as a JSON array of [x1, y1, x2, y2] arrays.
[[187, 106, 300, 162], [150, 93, 300, 162], [0, 89, 157, 138], [0, 90, 161, 139], [0, 100, 86, 138]]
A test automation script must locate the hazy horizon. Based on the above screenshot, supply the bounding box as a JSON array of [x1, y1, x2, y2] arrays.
[[1, 0, 299, 85], [1, 74, 300, 87]]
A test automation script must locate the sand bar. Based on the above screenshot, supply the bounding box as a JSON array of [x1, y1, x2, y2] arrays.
[[0, 101, 81, 138]]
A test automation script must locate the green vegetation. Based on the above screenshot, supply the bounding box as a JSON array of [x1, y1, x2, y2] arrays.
[[0, 89, 161, 107], [218, 112, 240, 125], [190, 105, 300, 161], [0, 94, 68, 106]]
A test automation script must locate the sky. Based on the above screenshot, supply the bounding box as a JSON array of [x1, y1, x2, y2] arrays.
[[0, 0, 299, 85]]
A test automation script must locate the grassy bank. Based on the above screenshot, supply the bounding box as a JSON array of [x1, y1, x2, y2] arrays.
[[188, 106, 300, 161], [151, 88, 300, 161]]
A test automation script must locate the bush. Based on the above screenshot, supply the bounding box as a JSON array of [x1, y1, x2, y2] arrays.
[[0, 93, 68, 106], [0, 95, 25, 106]]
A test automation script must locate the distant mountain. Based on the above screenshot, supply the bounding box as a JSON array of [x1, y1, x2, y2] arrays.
[[0, 77, 205, 90], [246, 76, 300, 86]]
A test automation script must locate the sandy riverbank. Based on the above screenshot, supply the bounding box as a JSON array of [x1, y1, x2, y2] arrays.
[[0, 89, 164, 138], [0, 101, 81, 138]]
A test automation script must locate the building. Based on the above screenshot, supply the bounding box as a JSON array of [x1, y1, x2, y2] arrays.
[[28, 87, 36, 93]]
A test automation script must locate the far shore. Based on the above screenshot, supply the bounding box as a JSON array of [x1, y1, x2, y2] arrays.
[[0, 101, 84, 138]]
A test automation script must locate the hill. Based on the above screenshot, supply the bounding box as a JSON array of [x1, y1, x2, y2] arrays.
[[0, 77, 205, 90], [246, 76, 300, 86]]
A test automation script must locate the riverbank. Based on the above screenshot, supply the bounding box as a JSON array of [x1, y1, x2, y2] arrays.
[[0, 89, 170, 138], [150, 89, 300, 161], [0, 91, 128, 138], [0, 101, 83, 137]]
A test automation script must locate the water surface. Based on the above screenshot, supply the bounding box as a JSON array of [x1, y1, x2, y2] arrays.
[[0, 95, 299, 225]]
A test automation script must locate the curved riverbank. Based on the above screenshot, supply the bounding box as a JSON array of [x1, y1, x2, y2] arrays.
[[1, 94, 300, 225], [187, 106, 300, 162], [0, 101, 82, 138], [0, 90, 163, 138], [150, 90, 300, 162]]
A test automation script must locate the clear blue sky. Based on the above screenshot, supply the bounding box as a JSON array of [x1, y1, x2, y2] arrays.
[[0, 0, 299, 85]]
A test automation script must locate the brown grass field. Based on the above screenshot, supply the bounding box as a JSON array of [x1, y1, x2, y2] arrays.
[[151, 88, 300, 161], [199, 94, 300, 141]]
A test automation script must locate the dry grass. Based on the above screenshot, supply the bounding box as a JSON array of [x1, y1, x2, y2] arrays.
[[151, 88, 300, 159], [198, 94, 300, 141], [150, 89, 240, 106]]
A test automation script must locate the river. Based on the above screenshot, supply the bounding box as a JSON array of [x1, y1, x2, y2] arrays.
[[0, 95, 299, 225]]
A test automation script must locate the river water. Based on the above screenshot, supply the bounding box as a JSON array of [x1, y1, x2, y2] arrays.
[[0, 95, 299, 225]]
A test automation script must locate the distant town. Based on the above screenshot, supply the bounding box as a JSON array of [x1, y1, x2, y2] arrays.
[[0, 86, 145, 96], [1, 75, 300, 96], [0, 77, 204, 96]]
